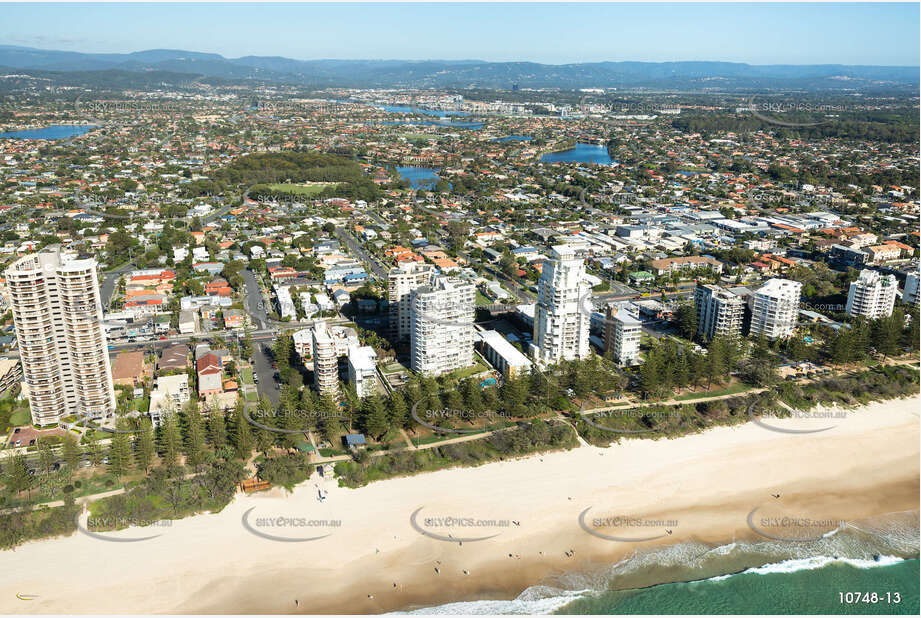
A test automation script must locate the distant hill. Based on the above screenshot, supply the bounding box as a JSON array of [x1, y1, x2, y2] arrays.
[[0, 45, 916, 91]]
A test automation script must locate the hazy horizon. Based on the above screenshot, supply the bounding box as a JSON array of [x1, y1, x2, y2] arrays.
[[1, 2, 918, 67]]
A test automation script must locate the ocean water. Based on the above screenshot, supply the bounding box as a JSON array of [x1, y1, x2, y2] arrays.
[[557, 558, 919, 615], [404, 512, 919, 615]]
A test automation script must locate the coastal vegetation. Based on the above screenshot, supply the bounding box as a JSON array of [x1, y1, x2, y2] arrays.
[[334, 419, 578, 488], [574, 364, 919, 447]]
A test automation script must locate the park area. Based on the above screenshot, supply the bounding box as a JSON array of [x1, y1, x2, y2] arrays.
[[265, 182, 337, 196]]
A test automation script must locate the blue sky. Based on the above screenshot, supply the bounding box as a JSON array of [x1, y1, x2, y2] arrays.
[[2, 2, 918, 66]]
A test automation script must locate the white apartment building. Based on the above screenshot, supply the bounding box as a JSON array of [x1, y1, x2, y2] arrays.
[[347, 345, 378, 398], [694, 284, 745, 340], [532, 246, 590, 364], [750, 278, 802, 340], [388, 263, 434, 341], [6, 248, 116, 425], [603, 305, 641, 366], [148, 374, 191, 426], [902, 271, 920, 308], [845, 269, 897, 319], [274, 284, 297, 320], [312, 321, 340, 397], [475, 328, 533, 378], [410, 275, 475, 376]]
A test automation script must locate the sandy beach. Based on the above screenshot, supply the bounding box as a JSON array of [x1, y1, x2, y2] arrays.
[[2, 395, 918, 614]]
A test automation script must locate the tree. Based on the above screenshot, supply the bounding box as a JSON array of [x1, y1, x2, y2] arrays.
[[86, 431, 104, 466], [4, 454, 32, 499], [387, 391, 408, 429], [318, 394, 341, 444], [207, 408, 227, 449], [359, 395, 389, 439], [136, 418, 155, 473], [37, 440, 55, 479], [158, 412, 183, 472], [675, 302, 699, 340], [61, 434, 80, 473], [184, 400, 207, 468], [107, 420, 134, 481], [229, 403, 254, 460]]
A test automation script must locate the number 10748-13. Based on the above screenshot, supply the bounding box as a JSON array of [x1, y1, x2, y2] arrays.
[[839, 592, 900, 604]]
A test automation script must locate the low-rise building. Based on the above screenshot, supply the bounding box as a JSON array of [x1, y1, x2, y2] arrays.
[[148, 374, 190, 425], [111, 350, 150, 387], [475, 328, 532, 378]]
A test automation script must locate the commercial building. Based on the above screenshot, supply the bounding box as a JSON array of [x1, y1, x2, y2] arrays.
[[694, 284, 745, 340], [388, 263, 434, 341], [410, 275, 475, 376], [649, 256, 723, 276], [603, 304, 641, 366], [533, 246, 590, 364], [845, 269, 897, 319], [5, 249, 116, 425], [750, 278, 802, 340]]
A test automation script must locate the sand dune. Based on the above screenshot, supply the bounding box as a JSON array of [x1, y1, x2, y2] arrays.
[[2, 396, 918, 614]]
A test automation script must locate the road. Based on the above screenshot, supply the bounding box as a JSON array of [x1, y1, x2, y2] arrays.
[[252, 340, 280, 405], [100, 261, 134, 309], [242, 268, 270, 329], [334, 226, 388, 279]]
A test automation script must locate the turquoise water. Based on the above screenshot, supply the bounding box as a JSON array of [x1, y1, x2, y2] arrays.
[[397, 166, 440, 189], [403, 512, 919, 615], [541, 143, 615, 165], [0, 124, 97, 139], [495, 135, 533, 142], [558, 559, 919, 615]]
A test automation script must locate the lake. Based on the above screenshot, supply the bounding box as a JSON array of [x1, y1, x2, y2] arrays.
[[396, 166, 440, 189], [494, 135, 533, 142], [377, 120, 483, 130], [375, 104, 469, 118], [0, 124, 97, 140], [541, 142, 615, 165]]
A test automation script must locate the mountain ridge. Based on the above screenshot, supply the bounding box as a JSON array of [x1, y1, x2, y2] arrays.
[[0, 45, 916, 91]]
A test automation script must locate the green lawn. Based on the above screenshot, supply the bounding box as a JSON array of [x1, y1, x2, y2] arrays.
[[241, 367, 254, 384], [445, 360, 490, 382], [267, 182, 336, 196], [245, 391, 258, 402], [674, 382, 753, 401], [475, 290, 492, 306], [10, 409, 30, 426]]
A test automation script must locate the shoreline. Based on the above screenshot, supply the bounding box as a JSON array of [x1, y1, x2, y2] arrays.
[[1, 395, 918, 614]]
